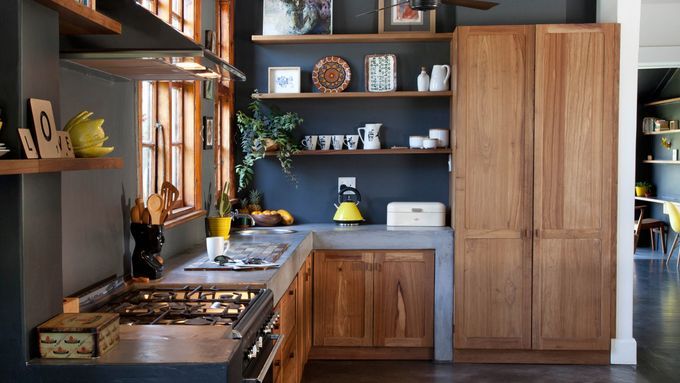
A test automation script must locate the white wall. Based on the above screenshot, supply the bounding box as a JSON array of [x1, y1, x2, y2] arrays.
[[639, 0, 680, 67]]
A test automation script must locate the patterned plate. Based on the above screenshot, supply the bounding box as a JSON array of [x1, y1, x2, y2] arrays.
[[312, 56, 351, 93]]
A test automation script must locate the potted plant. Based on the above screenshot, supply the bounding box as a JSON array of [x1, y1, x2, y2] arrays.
[[206, 181, 232, 239], [635, 181, 653, 197], [236, 98, 302, 191]]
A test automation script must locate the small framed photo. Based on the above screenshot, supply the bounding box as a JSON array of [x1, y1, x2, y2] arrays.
[[263, 0, 333, 35], [202, 116, 214, 150], [204, 30, 216, 53], [203, 80, 214, 100], [365, 54, 397, 93], [378, 0, 436, 34], [268, 67, 301, 94]]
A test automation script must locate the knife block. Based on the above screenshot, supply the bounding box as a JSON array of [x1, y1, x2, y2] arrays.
[[130, 223, 164, 280]]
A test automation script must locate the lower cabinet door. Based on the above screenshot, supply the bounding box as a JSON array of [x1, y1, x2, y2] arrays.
[[281, 328, 298, 383], [313, 251, 374, 347], [373, 251, 434, 347]]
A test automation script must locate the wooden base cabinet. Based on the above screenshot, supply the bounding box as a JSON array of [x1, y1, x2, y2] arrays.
[[312, 250, 434, 358], [453, 24, 619, 363]]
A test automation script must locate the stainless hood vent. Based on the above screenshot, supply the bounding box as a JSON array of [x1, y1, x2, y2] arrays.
[[59, 0, 246, 82]]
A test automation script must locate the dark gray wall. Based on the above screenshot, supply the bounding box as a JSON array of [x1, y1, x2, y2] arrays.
[[636, 68, 680, 227], [233, 0, 595, 224]]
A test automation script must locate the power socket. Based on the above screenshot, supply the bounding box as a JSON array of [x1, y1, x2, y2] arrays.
[[338, 177, 356, 192]]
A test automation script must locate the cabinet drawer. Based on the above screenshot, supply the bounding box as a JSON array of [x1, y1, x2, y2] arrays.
[[280, 276, 297, 338], [281, 328, 298, 383]]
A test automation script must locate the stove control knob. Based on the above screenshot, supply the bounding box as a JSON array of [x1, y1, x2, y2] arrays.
[[257, 336, 263, 348], [264, 326, 271, 334], [251, 345, 259, 358]]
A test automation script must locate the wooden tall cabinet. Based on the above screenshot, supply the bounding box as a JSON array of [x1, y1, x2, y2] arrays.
[[453, 24, 619, 364]]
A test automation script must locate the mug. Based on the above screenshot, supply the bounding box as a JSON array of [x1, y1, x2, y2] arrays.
[[318, 135, 332, 150], [409, 136, 427, 149], [423, 138, 438, 149], [206, 236, 225, 262], [301, 135, 318, 150], [345, 135, 359, 150], [331, 135, 345, 150], [428, 129, 449, 148]]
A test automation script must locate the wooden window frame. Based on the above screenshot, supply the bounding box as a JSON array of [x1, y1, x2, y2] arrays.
[[215, 0, 235, 197]]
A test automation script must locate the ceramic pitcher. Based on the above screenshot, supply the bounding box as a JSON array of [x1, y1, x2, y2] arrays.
[[358, 123, 381, 150], [429, 65, 451, 92]]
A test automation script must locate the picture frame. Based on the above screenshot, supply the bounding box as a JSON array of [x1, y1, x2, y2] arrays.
[[263, 0, 333, 35], [268, 67, 302, 94], [365, 54, 397, 93], [204, 30, 216, 53], [378, 0, 436, 34], [203, 116, 214, 150], [203, 80, 214, 100]]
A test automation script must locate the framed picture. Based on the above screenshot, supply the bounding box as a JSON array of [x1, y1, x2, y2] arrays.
[[378, 0, 435, 34], [203, 116, 214, 150], [365, 54, 397, 93], [268, 67, 301, 94], [203, 80, 214, 100], [263, 0, 333, 35], [204, 30, 216, 53]]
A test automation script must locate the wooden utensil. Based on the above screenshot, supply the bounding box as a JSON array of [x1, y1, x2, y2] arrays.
[[142, 208, 151, 225], [130, 198, 144, 224], [147, 194, 163, 225], [160, 181, 180, 212]]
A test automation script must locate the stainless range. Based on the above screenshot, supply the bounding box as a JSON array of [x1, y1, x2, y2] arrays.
[[84, 284, 282, 383]]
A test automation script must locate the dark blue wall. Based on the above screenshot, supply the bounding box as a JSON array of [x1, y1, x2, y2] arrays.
[[233, 0, 596, 224]]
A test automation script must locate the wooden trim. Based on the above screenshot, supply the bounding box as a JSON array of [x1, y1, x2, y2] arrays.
[[34, 0, 121, 35], [267, 149, 451, 156], [644, 97, 680, 107], [252, 91, 452, 100], [309, 346, 433, 360], [453, 349, 610, 365], [251, 33, 451, 44], [642, 129, 680, 135], [0, 158, 123, 175], [643, 160, 680, 164], [163, 209, 207, 229]]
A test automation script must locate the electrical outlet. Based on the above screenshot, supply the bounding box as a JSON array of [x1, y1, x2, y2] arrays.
[[338, 177, 356, 192]]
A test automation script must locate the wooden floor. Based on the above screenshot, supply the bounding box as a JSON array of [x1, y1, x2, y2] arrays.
[[302, 247, 678, 383]]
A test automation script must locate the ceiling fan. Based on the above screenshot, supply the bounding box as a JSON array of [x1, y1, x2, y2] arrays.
[[357, 0, 499, 17]]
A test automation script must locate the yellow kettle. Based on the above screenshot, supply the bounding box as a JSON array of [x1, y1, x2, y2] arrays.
[[333, 186, 365, 226]]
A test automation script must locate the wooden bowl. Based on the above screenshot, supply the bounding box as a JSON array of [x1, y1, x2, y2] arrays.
[[252, 213, 282, 227]]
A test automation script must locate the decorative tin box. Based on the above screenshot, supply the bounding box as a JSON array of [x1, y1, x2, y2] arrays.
[[38, 313, 120, 359], [387, 202, 446, 227]]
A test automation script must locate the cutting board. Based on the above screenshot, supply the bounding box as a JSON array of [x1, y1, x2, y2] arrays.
[[185, 242, 288, 271]]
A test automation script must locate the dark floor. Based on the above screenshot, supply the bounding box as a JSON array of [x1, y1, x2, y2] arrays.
[[301, 247, 679, 383]]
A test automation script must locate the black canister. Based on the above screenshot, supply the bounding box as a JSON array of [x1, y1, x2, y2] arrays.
[[130, 223, 165, 280]]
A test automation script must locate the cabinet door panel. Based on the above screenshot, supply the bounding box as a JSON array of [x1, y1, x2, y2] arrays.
[[374, 251, 434, 348], [313, 251, 373, 347], [454, 25, 534, 350], [533, 24, 619, 351], [304, 255, 313, 358]]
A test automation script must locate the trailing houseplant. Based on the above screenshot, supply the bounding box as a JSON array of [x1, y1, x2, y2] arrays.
[[236, 98, 302, 191], [206, 181, 233, 239]]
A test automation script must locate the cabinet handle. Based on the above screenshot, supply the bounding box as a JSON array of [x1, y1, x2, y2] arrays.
[[304, 271, 309, 282], [274, 360, 281, 367], [289, 352, 295, 359], [289, 289, 294, 296]]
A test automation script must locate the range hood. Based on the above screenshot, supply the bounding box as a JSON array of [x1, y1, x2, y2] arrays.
[[59, 0, 246, 82]]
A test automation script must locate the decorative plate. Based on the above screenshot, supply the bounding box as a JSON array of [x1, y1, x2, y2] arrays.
[[365, 54, 397, 93], [312, 56, 351, 93]]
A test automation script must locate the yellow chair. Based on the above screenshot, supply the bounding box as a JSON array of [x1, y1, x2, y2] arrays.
[[664, 202, 680, 266]]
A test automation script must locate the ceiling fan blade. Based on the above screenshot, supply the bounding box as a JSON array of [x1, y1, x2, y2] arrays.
[[356, 0, 410, 17], [440, 0, 499, 10]]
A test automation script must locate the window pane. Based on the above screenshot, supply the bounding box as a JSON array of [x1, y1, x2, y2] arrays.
[[142, 147, 153, 201], [171, 14, 182, 30], [141, 81, 154, 143], [137, 0, 155, 11], [171, 86, 183, 144], [172, 0, 181, 14], [172, 145, 182, 198], [183, 0, 194, 36]]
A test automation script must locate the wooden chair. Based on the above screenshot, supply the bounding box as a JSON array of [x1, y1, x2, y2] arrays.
[[664, 202, 680, 266], [634, 205, 667, 254]]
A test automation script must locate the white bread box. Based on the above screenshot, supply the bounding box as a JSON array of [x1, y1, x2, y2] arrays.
[[387, 202, 446, 227]]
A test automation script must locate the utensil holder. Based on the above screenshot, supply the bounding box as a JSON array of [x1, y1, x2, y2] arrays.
[[130, 223, 164, 280]]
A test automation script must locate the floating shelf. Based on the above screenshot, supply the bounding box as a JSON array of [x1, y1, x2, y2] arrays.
[[643, 160, 680, 164], [251, 33, 451, 45], [635, 196, 680, 205], [252, 91, 452, 100], [34, 0, 122, 35], [644, 97, 680, 107], [267, 148, 451, 156], [0, 158, 123, 176], [643, 129, 680, 135]]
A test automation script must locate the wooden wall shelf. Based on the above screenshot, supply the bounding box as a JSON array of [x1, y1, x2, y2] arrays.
[[643, 160, 680, 164], [0, 158, 123, 176], [251, 33, 452, 45], [643, 129, 680, 135], [644, 97, 680, 107], [268, 148, 451, 156], [252, 91, 452, 100], [34, 0, 122, 35]]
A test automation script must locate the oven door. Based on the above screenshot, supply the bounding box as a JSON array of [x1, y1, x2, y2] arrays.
[[243, 334, 283, 383]]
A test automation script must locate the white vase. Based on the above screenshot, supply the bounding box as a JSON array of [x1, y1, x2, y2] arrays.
[[417, 67, 430, 92]]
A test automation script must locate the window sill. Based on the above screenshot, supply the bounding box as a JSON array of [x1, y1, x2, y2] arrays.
[[163, 209, 207, 229]]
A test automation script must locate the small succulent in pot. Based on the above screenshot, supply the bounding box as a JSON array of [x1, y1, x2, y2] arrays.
[[206, 181, 233, 239], [635, 181, 653, 197]]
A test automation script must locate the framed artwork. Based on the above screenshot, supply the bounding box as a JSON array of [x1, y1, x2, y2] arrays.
[[365, 54, 397, 93], [28, 98, 61, 158], [203, 80, 214, 100], [378, 0, 436, 34], [268, 67, 301, 94], [263, 0, 333, 35], [203, 116, 214, 150], [204, 30, 216, 53]]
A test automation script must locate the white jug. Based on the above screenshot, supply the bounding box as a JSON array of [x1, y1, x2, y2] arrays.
[[358, 123, 381, 150], [429, 64, 451, 92]]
